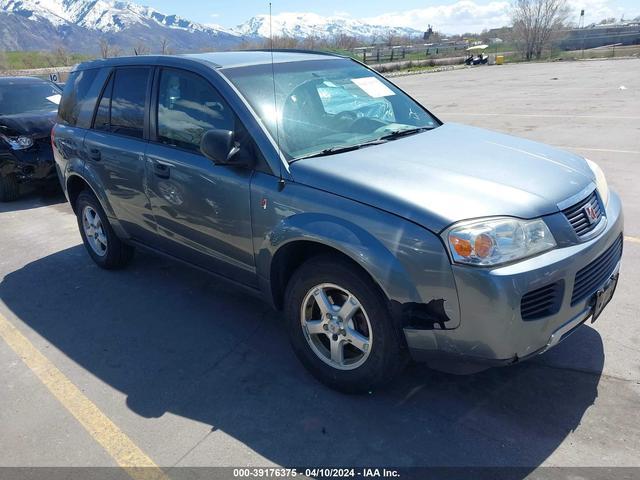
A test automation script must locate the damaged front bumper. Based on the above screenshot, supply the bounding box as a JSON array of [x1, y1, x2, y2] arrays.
[[403, 191, 624, 371], [0, 138, 56, 184]]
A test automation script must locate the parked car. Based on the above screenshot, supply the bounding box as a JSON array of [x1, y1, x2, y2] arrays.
[[52, 51, 623, 392], [0, 77, 62, 201]]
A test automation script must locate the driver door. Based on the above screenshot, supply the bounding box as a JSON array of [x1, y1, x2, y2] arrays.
[[144, 67, 256, 286]]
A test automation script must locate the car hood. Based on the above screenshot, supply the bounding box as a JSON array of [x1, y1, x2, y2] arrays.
[[0, 110, 57, 139], [290, 123, 595, 232]]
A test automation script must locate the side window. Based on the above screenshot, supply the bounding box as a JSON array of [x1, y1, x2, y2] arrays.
[[94, 74, 113, 131], [58, 69, 99, 126], [92, 67, 150, 139], [156, 68, 235, 152]]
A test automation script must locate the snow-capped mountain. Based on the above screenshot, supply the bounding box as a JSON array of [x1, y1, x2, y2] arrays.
[[0, 0, 424, 54], [236, 13, 422, 40], [0, 0, 238, 34], [0, 0, 241, 53]]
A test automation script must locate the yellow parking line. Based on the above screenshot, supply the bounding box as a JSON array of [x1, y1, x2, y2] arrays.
[[625, 236, 640, 244], [0, 311, 169, 480]]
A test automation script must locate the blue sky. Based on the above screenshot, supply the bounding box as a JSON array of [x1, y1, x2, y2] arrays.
[[146, 0, 640, 33]]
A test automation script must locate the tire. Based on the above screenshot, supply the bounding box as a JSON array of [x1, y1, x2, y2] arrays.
[[0, 174, 20, 202], [285, 255, 407, 393], [76, 190, 134, 269]]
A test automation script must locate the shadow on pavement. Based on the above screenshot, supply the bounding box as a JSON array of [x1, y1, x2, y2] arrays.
[[0, 245, 605, 469], [0, 188, 66, 214]]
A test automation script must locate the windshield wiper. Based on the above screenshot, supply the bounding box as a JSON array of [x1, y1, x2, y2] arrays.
[[378, 126, 433, 141], [291, 138, 386, 162]]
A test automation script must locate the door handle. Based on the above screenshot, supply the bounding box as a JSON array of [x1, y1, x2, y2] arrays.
[[153, 161, 171, 179], [88, 148, 101, 161]]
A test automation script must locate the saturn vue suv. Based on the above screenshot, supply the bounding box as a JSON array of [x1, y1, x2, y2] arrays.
[[52, 51, 623, 392]]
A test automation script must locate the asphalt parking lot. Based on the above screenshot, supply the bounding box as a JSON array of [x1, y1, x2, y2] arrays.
[[1, 58, 639, 475]]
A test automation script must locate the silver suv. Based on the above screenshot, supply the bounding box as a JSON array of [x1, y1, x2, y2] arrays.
[[52, 51, 623, 392]]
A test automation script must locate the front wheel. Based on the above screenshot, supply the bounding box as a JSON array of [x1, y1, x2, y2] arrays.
[[76, 190, 134, 269], [285, 255, 407, 393]]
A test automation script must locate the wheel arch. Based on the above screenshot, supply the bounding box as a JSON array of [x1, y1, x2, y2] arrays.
[[66, 174, 92, 213], [263, 213, 421, 312], [66, 172, 115, 218]]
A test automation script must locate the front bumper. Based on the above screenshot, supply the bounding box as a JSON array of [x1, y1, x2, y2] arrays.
[[0, 139, 56, 183], [405, 190, 624, 367]]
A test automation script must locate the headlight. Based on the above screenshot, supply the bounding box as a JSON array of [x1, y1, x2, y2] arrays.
[[0, 133, 34, 150], [586, 158, 609, 206], [444, 217, 557, 266]]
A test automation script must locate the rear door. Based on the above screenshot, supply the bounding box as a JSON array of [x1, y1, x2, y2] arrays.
[[144, 67, 256, 286], [54, 68, 107, 186], [82, 66, 156, 241]]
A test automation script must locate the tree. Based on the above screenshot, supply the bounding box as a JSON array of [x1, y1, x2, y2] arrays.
[[384, 29, 398, 46], [333, 33, 359, 50], [133, 41, 150, 56], [511, 0, 570, 60], [99, 38, 110, 59], [160, 38, 171, 55], [99, 38, 120, 58], [47, 45, 72, 67]]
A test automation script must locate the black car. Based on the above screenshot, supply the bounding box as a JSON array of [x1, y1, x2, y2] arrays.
[[0, 77, 62, 201]]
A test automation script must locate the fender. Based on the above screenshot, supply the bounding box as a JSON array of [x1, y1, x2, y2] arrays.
[[258, 212, 422, 307]]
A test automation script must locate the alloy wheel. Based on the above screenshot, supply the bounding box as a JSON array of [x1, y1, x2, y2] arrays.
[[300, 283, 373, 370], [82, 205, 108, 257]]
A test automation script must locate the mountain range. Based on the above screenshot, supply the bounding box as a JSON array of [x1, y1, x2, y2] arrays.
[[0, 0, 424, 53]]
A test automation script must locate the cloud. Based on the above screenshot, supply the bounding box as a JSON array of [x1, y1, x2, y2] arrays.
[[360, 0, 638, 34], [566, 0, 628, 24], [363, 0, 511, 34]]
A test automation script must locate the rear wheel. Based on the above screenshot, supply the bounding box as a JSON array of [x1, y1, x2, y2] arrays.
[[0, 174, 20, 202], [76, 190, 134, 269], [285, 255, 407, 393]]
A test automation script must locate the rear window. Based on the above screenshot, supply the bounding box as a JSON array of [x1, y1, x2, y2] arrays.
[[58, 69, 99, 126], [92, 67, 150, 139]]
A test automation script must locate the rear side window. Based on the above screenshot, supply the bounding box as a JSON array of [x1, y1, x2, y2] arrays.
[[92, 67, 150, 139], [58, 69, 99, 126], [94, 74, 113, 131]]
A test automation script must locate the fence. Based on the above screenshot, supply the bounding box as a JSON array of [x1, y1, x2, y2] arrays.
[[353, 42, 470, 64]]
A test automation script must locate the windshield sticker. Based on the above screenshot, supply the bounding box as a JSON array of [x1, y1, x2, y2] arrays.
[[351, 77, 395, 98], [47, 94, 62, 105]]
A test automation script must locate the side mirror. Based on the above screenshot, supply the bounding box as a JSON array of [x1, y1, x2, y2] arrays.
[[200, 129, 242, 166]]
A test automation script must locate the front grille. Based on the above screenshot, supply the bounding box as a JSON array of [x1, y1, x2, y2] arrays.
[[562, 190, 604, 238], [521, 281, 564, 320], [571, 234, 623, 306]]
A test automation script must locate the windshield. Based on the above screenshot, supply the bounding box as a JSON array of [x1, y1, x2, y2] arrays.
[[0, 82, 61, 116], [222, 59, 438, 160]]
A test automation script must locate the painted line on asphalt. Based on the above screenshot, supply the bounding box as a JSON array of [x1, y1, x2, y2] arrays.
[[0, 310, 169, 480], [439, 112, 640, 120], [625, 236, 640, 245]]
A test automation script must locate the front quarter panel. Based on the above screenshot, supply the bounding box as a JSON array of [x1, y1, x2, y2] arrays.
[[250, 172, 461, 329]]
